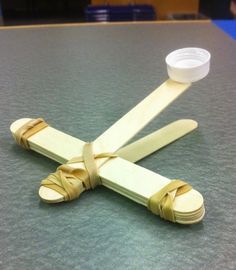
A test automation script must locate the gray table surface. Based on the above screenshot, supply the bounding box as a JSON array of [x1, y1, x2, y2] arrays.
[[0, 21, 235, 270]]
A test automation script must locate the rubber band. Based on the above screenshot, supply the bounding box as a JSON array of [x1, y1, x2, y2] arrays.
[[148, 179, 192, 222], [41, 142, 117, 201], [14, 118, 48, 149]]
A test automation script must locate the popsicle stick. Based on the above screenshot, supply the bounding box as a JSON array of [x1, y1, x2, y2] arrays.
[[93, 79, 191, 154], [117, 119, 198, 163], [11, 118, 204, 224]]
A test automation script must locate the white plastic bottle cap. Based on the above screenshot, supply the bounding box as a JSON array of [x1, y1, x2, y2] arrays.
[[165, 48, 211, 83]]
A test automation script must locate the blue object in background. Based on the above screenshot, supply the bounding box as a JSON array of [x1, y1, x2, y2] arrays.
[[213, 20, 236, 40], [86, 6, 110, 22], [85, 5, 156, 22]]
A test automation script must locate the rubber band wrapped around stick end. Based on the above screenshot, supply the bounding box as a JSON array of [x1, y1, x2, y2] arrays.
[[148, 179, 192, 223], [14, 118, 48, 149]]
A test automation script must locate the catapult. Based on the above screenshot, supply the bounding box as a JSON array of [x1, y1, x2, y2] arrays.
[[10, 48, 211, 224]]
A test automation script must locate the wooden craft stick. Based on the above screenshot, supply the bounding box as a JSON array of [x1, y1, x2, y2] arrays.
[[93, 79, 191, 155], [117, 119, 198, 163], [11, 118, 204, 224]]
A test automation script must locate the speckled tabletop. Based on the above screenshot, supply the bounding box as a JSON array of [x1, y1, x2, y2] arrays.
[[0, 22, 235, 270]]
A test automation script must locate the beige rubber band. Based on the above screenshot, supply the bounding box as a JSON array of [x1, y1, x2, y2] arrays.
[[14, 118, 48, 149], [41, 143, 117, 201], [148, 179, 192, 222]]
